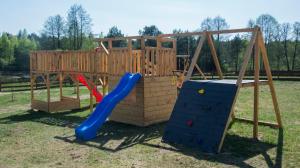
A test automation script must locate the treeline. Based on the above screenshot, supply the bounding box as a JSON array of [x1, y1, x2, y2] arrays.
[[0, 4, 299, 73]]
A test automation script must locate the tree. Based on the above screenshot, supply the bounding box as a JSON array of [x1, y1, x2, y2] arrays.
[[106, 26, 125, 47], [256, 14, 279, 69], [256, 14, 278, 45], [247, 19, 256, 28], [230, 35, 244, 73], [281, 23, 291, 71], [14, 33, 37, 70], [200, 16, 229, 70], [67, 4, 92, 50], [292, 22, 300, 70], [139, 25, 162, 47], [139, 25, 162, 36], [43, 15, 65, 49], [106, 26, 124, 38], [0, 33, 14, 69], [273, 24, 283, 71], [200, 17, 214, 31], [43, 16, 55, 49]]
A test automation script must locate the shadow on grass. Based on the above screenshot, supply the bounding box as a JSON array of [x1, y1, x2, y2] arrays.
[[55, 121, 163, 152], [0, 107, 91, 128], [142, 128, 283, 168], [0, 109, 283, 167]]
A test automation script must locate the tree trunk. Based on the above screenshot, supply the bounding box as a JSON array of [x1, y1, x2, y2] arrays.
[[283, 40, 290, 71], [292, 38, 298, 70]]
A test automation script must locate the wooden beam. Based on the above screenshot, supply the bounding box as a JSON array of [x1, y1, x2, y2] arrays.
[[218, 28, 259, 153], [206, 32, 223, 79], [100, 42, 109, 55], [95, 28, 255, 41], [236, 28, 258, 86], [30, 74, 34, 101], [46, 73, 50, 112], [59, 73, 63, 101], [141, 37, 145, 76], [253, 36, 260, 139], [89, 75, 94, 112], [158, 28, 255, 38], [258, 31, 283, 128], [184, 34, 206, 81], [194, 64, 207, 80], [234, 117, 279, 128]]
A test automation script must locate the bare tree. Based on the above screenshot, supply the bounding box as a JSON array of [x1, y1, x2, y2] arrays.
[[43, 15, 64, 49], [292, 22, 300, 70], [281, 23, 291, 71], [200, 17, 214, 31], [256, 14, 278, 47], [43, 16, 56, 49], [273, 24, 283, 71], [200, 16, 229, 70], [256, 14, 278, 69], [67, 4, 92, 50]]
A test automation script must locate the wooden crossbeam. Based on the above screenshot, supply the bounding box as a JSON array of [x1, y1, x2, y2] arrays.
[[234, 117, 279, 128], [194, 64, 207, 80]]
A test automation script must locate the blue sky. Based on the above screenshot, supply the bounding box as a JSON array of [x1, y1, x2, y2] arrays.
[[0, 0, 299, 35]]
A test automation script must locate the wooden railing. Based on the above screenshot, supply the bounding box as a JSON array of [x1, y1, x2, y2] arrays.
[[108, 49, 142, 76], [144, 47, 176, 76], [30, 51, 108, 74], [30, 47, 176, 77]]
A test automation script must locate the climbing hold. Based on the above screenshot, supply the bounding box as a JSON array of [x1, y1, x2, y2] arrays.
[[198, 88, 205, 95], [186, 120, 193, 127]]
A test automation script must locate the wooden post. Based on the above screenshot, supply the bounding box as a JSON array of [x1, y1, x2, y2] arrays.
[[185, 34, 206, 81], [46, 74, 50, 112], [141, 37, 145, 76], [108, 40, 113, 50], [253, 36, 260, 139], [76, 76, 79, 100], [195, 64, 207, 80], [206, 33, 223, 79], [258, 31, 283, 128], [218, 28, 258, 152], [30, 74, 34, 101], [128, 38, 132, 73], [59, 73, 63, 101], [89, 74, 94, 112]]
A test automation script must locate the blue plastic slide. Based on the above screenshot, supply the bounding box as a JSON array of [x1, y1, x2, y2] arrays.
[[75, 73, 142, 140]]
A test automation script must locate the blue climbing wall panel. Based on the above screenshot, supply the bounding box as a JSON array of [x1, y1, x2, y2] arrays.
[[162, 80, 238, 153]]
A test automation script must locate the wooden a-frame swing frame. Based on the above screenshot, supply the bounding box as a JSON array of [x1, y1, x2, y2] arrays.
[[160, 26, 283, 152]]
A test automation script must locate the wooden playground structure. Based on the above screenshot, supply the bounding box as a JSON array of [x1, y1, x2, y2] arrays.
[[30, 36, 177, 126], [30, 27, 282, 141]]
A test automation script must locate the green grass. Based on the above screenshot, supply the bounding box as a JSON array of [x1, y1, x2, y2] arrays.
[[0, 81, 299, 167]]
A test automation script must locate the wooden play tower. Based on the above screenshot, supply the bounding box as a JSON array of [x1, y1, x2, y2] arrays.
[[30, 36, 178, 126]]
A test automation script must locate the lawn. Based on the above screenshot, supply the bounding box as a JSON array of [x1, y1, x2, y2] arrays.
[[0, 81, 299, 168]]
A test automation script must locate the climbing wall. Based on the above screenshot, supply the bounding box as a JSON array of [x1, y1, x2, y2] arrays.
[[162, 80, 238, 153]]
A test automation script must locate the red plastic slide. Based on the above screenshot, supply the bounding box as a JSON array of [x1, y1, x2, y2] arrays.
[[76, 74, 103, 102]]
